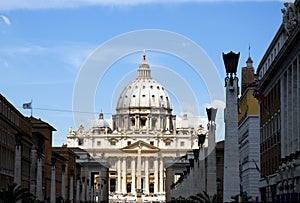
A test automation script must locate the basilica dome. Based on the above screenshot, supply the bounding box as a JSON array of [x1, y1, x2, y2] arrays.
[[93, 113, 110, 128], [116, 53, 172, 111], [92, 112, 111, 133], [112, 53, 175, 133]]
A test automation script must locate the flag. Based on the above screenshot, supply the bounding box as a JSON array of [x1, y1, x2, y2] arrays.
[[253, 89, 265, 101], [23, 102, 32, 109]]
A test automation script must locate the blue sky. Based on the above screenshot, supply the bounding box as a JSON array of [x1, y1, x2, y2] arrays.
[[0, 0, 288, 146]]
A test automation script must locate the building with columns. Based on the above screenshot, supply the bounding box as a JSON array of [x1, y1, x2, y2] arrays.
[[67, 53, 201, 202], [257, 1, 300, 202], [0, 94, 32, 191], [166, 108, 224, 202]]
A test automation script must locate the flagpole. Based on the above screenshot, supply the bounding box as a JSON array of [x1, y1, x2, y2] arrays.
[[31, 99, 33, 117]]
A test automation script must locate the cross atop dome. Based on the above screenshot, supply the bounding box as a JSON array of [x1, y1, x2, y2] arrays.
[[138, 51, 151, 79], [142, 50, 147, 64]]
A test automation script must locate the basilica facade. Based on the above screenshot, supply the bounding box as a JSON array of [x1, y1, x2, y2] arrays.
[[67, 53, 203, 202]]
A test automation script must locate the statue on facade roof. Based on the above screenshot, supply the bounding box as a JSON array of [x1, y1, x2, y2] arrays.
[[282, 2, 298, 36]]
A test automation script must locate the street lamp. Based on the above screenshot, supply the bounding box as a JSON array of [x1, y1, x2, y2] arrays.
[[198, 133, 206, 148], [206, 107, 217, 123], [223, 51, 240, 90]]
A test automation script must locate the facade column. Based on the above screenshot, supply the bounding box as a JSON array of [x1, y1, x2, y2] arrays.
[[172, 116, 176, 134], [50, 157, 56, 203], [70, 171, 74, 202], [159, 158, 164, 193], [30, 148, 37, 196], [144, 158, 149, 194], [122, 158, 127, 194], [149, 115, 152, 131], [91, 185, 94, 202], [76, 175, 80, 203], [61, 164, 66, 200], [98, 171, 102, 203], [131, 158, 136, 195], [87, 179, 91, 201], [154, 158, 158, 194], [137, 148, 142, 193], [117, 158, 121, 193], [36, 157, 44, 201], [81, 177, 86, 202], [14, 133, 22, 185]]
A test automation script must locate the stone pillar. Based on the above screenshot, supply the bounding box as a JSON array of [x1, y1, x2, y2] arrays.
[[61, 164, 66, 200], [91, 186, 94, 202], [76, 176, 80, 202], [30, 148, 37, 196], [137, 148, 142, 193], [199, 148, 206, 194], [223, 59, 240, 201], [117, 158, 121, 193], [36, 157, 44, 201], [81, 177, 86, 202], [131, 158, 136, 195], [149, 115, 152, 131], [98, 171, 101, 203], [154, 158, 158, 194], [159, 158, 164, 193], [172, 116, 176, 134], [144, 158, 149, 194], [50, 157, 56, 203], [70, 171, 74, 202], [206, 121, 217, 196], [87, 179, 91, 201], [14, 133, 22, 185], [122, 158, 127, 194]]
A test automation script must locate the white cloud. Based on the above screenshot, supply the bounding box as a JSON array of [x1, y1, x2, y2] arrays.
[[0, 0, 284, 11], [0, 42, 94, 70], [1, 15, 10, 25]]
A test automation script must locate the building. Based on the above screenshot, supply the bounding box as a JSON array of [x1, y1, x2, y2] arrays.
[[166, 140, 224, 202], [67, 53, 201, 202], [0, 94, 90, 203], [238, 56, 260, 201], [67, 147, 110, 202], [52, 147, 79, 202], [28, 116, 56, 201], [0, 94, 32, 191], [166, 109, 224, 202], [257, 1, 300, 202]]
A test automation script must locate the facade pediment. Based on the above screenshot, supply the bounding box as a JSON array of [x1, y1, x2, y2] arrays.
[[121, 140, 160, 153]]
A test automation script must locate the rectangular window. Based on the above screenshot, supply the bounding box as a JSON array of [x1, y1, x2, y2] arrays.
[[127, 161, 131, 169], [150, 141, 154, 145], [97, 141, 101, 146], [180, 141, 184, 147], [111, 141, 116, 146], [150, 160, 154, 169], [127, 141, 131, 146]]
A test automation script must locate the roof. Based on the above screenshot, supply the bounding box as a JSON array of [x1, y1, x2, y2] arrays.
[[28, 116, 56, 131]]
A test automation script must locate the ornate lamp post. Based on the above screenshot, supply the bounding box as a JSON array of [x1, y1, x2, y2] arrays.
[[222, 51, 240, 202]]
